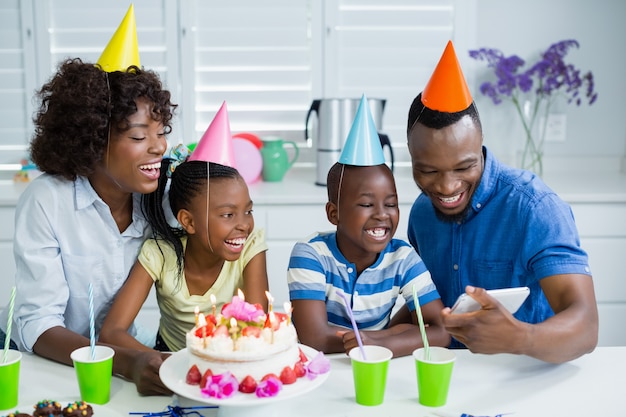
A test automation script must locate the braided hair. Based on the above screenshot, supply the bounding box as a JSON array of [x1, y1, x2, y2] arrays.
[[142, 159, 242, 289]]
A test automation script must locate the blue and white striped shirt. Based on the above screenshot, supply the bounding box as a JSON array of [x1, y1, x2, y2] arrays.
[[287, 232, 440, 330]]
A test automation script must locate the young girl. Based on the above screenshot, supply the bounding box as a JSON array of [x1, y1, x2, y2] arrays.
[[100, 145, 269, 352]]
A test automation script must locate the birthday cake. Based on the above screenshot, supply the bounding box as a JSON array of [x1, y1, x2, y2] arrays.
[[184, 294, 329, 398]]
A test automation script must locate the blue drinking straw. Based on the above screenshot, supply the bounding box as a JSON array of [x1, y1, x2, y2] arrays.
[[88, 282, 96, 360], [337, 291, 367, 360]]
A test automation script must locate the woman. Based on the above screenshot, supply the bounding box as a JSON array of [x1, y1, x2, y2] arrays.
[[0, 58, 177, 395]]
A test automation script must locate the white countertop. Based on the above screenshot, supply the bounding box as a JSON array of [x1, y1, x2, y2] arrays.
[[2, 167, 625, 207], [3, 346, 624, 417]]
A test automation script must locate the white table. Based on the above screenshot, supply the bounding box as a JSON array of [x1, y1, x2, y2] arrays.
[[3, 346, 623, 417]]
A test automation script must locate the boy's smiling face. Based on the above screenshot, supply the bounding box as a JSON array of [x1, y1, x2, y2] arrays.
[[327, 164, 399, 271]]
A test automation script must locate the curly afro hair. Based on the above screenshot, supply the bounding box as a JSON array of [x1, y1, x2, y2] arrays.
[[30, 58, 177, 180]]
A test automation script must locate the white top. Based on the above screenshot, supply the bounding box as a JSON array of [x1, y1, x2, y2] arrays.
[[0, 174, 149, 350]]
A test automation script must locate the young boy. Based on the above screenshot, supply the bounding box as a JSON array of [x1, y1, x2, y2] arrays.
[[287, 96, 449, 357]]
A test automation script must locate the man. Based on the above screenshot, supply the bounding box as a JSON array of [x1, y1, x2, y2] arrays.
[[405, 41, 598, 363]]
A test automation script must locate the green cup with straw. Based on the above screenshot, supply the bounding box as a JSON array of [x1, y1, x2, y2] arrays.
[[1, 286, 21, 410], [412, 284, 456, 407]]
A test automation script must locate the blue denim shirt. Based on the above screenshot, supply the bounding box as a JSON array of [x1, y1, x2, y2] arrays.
[[408, 147, 592, 348]]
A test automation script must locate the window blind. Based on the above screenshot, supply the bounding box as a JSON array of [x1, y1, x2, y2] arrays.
[[0, 0, 472, 175]]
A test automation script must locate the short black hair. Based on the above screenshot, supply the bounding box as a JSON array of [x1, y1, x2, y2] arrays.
[[326, 162, 393, 205], [326, 162, 344, 204], [407, 92, 482, 135]]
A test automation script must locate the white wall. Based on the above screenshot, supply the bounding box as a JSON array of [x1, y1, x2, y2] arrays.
[[471, 0, 626, 170]]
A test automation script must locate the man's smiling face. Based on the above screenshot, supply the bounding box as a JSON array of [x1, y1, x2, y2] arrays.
[[408, 115, 484, 223]]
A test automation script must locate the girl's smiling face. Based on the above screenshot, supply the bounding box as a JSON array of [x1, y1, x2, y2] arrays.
[[189, 176, 255, 261]]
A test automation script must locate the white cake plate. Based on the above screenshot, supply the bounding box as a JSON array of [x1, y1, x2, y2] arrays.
[[159, 345, 330, 417]]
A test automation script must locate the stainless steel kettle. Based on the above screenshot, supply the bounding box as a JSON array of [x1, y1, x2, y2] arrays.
[[305, 98, 394, 186]]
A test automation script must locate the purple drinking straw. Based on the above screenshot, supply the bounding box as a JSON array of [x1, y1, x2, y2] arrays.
[[337, 291, 367, 360]]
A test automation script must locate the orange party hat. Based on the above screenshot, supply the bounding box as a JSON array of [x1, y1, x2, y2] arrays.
[[421, 40, 473, 112], [189, 102, 236, 167], [96, 4, 141, 72]]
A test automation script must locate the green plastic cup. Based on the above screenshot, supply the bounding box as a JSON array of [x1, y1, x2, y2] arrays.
[[349, 345, 393, 406], [70, 345, 115, 405], [0, 350, 21, 410], [414, 346, 456, 407]]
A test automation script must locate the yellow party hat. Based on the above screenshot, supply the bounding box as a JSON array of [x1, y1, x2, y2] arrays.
[[96, 4, 140, 72]]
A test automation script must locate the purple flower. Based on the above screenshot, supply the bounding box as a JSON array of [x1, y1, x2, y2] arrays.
[[305, 351, 331, 380], [221, 296, 265, 322], [469, 39, 597, 106], [201, 372, 239, 399], [255, 376, 283, 398]]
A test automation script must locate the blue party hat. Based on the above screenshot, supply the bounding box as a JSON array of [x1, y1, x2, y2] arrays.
[[338, 95, 385, 166]]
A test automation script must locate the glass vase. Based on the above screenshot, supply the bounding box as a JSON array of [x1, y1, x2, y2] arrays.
[[519, 100, 545, 177]]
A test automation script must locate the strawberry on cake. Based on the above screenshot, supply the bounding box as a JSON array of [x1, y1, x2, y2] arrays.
[[184, 294, 329, 399]]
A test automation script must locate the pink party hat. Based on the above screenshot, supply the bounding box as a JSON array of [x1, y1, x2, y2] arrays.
[[189, 102, 236, 167], [338, 95, 385, 166], [96, 4, 141, 72]]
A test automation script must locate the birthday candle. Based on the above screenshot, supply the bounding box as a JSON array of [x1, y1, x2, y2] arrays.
[[268, 311, 276, 344], [229, 317, 240, 348], [283, 301, 292, 325], [198, 313, 207, 348], [265, 291, 274, 313], [209, 294, 217, 317]]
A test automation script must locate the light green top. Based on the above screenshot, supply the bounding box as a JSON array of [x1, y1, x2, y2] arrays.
[[139, 228, 268, 351]]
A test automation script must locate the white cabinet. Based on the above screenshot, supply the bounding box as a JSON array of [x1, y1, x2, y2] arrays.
[[572, 203, 626, 346], [258, 205, 331, 308]]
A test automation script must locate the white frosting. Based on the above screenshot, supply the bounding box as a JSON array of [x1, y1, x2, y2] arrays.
[[186, 319, 301, 381]]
